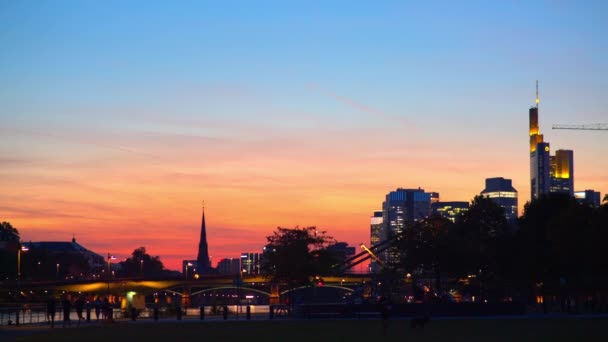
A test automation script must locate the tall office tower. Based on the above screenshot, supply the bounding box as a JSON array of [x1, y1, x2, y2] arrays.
[[550, 149, 574, 195], [240, 252, 261, 275], [480, 177, 518, 224], [530, 81, 551, 200], [575, 190, 601, 207], [431, 201, 469, 223], [529, 82, 575, 200], [380, 188, 432, 265], [369, 211, 383, 273], [197, 206, 212, 274]]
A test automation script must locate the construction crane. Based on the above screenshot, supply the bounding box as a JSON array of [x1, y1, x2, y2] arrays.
[[552, 124, 608, 130]]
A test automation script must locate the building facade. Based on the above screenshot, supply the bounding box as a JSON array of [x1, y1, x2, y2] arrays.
[[480, 177, 518, 224], [217, 258, 241, 274], [431, 201, 469, 223], [240, 252, 261, 275], [575, 190, 602, 207], [550, 149, 574, 195], [380, 188, 433, 265], [369, 211, 383, 273]]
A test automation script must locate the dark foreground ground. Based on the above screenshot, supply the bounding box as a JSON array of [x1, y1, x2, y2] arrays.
[[2, 317, 607, 342]]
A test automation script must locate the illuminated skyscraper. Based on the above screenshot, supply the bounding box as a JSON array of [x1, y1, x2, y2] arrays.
[[431, 201, 469, 223], [240, 252, 261, 275], [369, 211, 383, 273], [550, 149, 574, 195], [380, 188, 432, 265], [480, 177, 518, 224], [529, 82, 574, 200]]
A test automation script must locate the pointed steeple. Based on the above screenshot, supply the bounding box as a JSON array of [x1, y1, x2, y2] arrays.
[[196, 203, 211, 273]]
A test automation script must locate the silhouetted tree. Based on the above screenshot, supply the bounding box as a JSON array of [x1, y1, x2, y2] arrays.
[[260, 226, 339, 287], [394, 215, 453, 288], [118, 247, 165, 278], [0, 221, 20, 241], [516, 193, 608, 302], [449, 195, 510, 299], [0, 221, 20, 279]]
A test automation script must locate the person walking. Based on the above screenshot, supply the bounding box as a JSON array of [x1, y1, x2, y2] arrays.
[[75, 297, 85, 326], [46, 296, 56, 328], [94, 297, 102, 321], [62, 296, 72, 328]]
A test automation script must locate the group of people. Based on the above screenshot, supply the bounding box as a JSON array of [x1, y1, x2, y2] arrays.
[[46, 295, 114, 327]]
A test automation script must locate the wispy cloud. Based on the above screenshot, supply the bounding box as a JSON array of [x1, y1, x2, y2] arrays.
[[307, 83, 415, 129], [4, 127, 158, 158]]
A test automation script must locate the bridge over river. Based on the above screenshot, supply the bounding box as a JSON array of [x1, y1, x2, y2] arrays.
[[3, 274, 373, 305]]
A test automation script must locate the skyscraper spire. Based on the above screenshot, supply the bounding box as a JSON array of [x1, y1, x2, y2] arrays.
[[196, 202, 211, 273], [536, 80, 539, 108]]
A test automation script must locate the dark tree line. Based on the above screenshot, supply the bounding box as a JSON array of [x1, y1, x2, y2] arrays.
[[390, 194, 608, 302]]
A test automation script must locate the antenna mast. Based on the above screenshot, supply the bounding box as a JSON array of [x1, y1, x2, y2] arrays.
[[535, 80, 539, 109]]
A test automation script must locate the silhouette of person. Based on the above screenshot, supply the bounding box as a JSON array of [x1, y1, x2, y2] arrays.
[[46, 297, 56, 328], [377, 297, 391, 336], [103, 297, 113, 322], [62, 296, 72, 328], [94, 297, 102, 321], [75, 297, 85, 326]]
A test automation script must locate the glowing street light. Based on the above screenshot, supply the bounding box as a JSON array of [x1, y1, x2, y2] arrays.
[[107, 253, 116, 292], [16, 245, 28, 326], [185, 262, 193, 280], [17, 245, 29, 281]]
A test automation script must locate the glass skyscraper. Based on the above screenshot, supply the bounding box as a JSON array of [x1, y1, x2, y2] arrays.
[[380, 188, 432, 265], [480, 177, 518, 224]]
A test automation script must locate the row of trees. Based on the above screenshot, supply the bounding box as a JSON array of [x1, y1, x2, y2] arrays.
[[392, 194, 608, 301], [258, 194, 608, 303]]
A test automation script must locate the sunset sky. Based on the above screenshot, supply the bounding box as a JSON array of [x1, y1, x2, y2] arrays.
[[1, 1, 607, 271]]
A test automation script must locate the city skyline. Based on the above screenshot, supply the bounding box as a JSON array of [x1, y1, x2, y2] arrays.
[[1, 1, 607, 270]]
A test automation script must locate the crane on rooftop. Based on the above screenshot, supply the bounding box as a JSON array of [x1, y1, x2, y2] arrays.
[[552, 124, 608, 130]]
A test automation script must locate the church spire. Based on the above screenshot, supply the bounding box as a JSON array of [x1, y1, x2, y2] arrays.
[[196, 202, 211, 273]]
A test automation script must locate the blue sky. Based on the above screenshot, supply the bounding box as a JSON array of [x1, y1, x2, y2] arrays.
[[1, 1, 606, 269]]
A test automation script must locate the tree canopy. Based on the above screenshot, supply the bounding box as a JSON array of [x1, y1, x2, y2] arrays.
[[118, 247, 165, 278], [260, 226, 340, 287], [0, 221, 20, 242]]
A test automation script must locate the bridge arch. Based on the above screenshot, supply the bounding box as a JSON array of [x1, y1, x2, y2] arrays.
[[190, 286, 271, 297], [280, 285, 354, 295]]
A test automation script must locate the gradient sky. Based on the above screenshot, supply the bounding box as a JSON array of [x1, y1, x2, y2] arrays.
[[1, 1, 607, 271]]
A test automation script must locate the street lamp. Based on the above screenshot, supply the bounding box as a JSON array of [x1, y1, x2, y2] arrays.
[[17, 245, 29, 281], [107, 253, 116, 292], [185, 262, 193, 280], [56, 264, 60, 280], [16, 245, 28, 326], [140, 259, 144, 278]]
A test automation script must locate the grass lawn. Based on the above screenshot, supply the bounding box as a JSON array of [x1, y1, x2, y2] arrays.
[[7, 317, 608, 342]]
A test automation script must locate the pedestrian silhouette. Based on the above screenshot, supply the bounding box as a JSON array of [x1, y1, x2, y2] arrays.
[[46, 296, 56, 328], [62, 296, 72, 328], [94, 297, 101, 320], [75, 296, 85, 326], [377, 297, 391, 336]]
